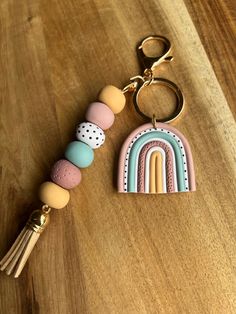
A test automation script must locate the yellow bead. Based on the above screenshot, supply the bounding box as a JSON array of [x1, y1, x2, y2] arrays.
[[38, 181, 70, 209], [98, 85, 126, 114]]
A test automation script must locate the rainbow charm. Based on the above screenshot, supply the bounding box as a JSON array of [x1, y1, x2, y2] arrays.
[[118, 123, 196, 193]]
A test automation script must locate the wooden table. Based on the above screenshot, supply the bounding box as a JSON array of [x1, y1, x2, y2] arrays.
[[0, 1, 235, 313]]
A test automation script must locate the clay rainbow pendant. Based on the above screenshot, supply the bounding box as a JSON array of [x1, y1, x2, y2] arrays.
[[118, 123, 195, 194]]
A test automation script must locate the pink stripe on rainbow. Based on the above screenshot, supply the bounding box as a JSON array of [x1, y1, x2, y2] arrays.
[[118, 123, 196, 194], [137, 141, 175, 193]]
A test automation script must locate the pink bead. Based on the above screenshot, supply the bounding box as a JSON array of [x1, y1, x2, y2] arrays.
[[85, 102, 115, 130], [51, 159, 82, 189]]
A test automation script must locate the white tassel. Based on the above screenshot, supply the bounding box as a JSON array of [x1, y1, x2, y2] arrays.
[[0, 206, 50, 278]]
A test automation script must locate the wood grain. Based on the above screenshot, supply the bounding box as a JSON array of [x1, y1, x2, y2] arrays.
[[185, 0, 236, 119], [0, 0, 235, 313]]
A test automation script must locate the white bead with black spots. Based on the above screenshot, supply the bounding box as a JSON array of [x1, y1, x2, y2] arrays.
[[76, 122, 105, 149]]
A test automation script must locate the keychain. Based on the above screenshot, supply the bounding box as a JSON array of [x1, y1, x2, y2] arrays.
[[118, 35, 195, 193], [0, 35, 195, 278]]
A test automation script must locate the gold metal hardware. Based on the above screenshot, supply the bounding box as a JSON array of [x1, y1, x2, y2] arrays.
[[123, 35, 184, 124]]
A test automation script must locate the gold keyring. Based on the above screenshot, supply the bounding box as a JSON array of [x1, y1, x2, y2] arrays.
[[133, 77, 184, 124]]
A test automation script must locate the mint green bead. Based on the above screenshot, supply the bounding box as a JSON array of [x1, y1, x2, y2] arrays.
[[65, 141, 94, 168]]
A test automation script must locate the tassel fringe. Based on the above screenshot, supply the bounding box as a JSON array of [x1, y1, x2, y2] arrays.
[[0, 206, 50, 278]]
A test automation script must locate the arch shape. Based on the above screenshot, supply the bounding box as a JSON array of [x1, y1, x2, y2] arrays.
[[144, 147, 167, 193], [138, 143, 175, 193], [118, 123, 195, 193]]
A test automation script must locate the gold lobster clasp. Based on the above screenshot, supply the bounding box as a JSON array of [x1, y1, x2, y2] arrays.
[[137, 35, 173, 74], [123, 35, 184, 124]]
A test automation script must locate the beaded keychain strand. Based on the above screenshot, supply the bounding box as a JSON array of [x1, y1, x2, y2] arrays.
[[0, 85, 126, 278]]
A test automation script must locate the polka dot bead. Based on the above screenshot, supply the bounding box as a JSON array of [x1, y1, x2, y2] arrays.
[[76, 122, 105, 149], [65, 141, 94, 168], [51, 159, 82, 189], [85, 102, 114, 130]]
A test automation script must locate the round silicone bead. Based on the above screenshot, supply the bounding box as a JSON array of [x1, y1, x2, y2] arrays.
[[38, 181, 70, 209], [65, 141, 94, 168], [85, 102, 114, 130], [98, 85, 126, 114], [76, 122, 105, 149], [51, 159, 82, 189]]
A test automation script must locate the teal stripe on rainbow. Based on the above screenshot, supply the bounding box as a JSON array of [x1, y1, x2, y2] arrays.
[[118, 123, 196, 194]]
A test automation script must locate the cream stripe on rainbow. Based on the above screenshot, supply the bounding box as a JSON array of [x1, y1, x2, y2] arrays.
[[118, 123, 196, 194]]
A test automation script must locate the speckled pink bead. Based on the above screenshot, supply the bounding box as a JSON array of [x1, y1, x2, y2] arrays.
[[85, 102, 115, 130], [51, 159, 82, 189]]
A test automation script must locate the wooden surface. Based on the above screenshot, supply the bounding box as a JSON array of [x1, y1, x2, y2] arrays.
[[0, 0, 236, 313]]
